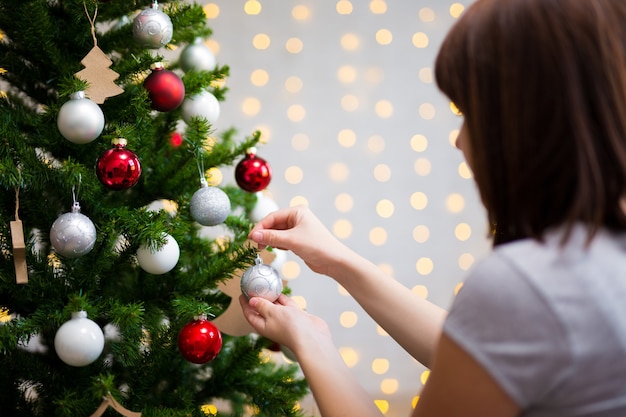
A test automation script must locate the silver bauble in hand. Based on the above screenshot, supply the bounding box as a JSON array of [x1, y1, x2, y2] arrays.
[[180, 38, 217, 73], [132, 2, 173, 49], [57, 91, 104, 144], [190, 181, 231, 226], [50, 202, 97, 258], [241, 255, 283, 302]]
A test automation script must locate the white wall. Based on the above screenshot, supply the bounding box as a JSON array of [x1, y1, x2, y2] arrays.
[[198, 1, 488, 415]]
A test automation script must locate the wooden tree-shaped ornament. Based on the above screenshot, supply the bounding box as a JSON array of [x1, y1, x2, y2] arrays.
[[75, 3, 124, 104], [75, 46, 124, 104]]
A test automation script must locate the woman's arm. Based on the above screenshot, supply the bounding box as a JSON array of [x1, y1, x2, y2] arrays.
[[413, 333, 519, 417], [249, 205, 446, 366]]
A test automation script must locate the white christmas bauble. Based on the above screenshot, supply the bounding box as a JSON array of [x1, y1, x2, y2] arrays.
[[190, 184, 231, 226], [54, 311, 104, 367], [281, 344, 297, 362], [250, 192, 279, 223], [57, 91, 104, 144], [132, 4, 173, 49], [50, 209, 97, 258], [180, 38, 217, 73], [136, 233, 180, 275], [240, 256, 283, 302], [271, 248, 288, 273], [181, 90, 220, 125]]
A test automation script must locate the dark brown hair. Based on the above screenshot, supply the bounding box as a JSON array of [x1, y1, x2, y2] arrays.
[[435, 0, 626, 245]]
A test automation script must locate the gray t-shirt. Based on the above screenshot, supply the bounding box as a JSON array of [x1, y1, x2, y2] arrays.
[[444, 225, 626, 416]]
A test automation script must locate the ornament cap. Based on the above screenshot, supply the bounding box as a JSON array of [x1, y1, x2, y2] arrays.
[[150, 62, 165, 71], [71, 311, 88, 320], [112, 138, 128, 147], [247, 147, 258, 155], [70, 91, 86, 100], [151, 0, 159, 9], [71, 201, 82, 213]]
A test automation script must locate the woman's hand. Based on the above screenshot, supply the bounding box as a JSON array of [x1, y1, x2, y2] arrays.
[[248, 205, 352, 277], [239, 294, 332, 356]]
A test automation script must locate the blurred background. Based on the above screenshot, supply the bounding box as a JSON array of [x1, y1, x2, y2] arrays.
[[194, 1, 488, 415]]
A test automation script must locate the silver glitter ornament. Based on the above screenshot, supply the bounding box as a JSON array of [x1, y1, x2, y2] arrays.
[[57, 91, 104, 144], [180, 38, 217, 73], [50, 202, 97, 258], [132, 1, 173, 49], [189, 181, 231, 226], [240, 255, 283, 302]]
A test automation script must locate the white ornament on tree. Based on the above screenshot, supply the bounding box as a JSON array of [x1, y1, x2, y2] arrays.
[[180, 38, 217, 73], [54, 311, 104, 367], [181, 90, 220, 125], [250, 192, 279, 223], [50, 201, 97, 258], [136, 233, 180, 275], [190, 179, 231, 226], [132, 0, 173, 49], [57, 91, 105, 144]]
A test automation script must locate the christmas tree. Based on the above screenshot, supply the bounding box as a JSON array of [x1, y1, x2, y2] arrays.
[[0, 1, 309, 416]]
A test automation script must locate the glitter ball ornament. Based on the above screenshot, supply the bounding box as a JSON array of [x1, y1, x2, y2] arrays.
[[189, 180, 231, 226], [180, 38, 216, 73], [235, 148, 272, 193], [181, 90, 220, 125], [54, 311, 104, 367], [50, 202, 97, 258], [136, 233, 180, 275], [57, 91, 104, 144], [144, 62, 185, 112], [240, 255, 283, 302], [132, 1, 173, 49], [177, 316, 222, 364], [96, 138, 142, 190]]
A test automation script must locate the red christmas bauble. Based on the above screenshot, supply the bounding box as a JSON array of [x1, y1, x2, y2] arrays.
[[144, 64, 185, 112], [170, 131, 183, 147], [235, 150, 272, 193], [96, 139, 142, 190], [177, 318, 222, 364]]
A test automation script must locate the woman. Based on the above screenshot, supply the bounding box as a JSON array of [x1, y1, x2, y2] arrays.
[[240, 0, 626, 415]]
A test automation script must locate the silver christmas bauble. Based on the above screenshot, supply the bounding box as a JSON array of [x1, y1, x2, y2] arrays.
[[241, 256, 283, 302], [50, 208, 97, 258], [181, 90, 220, 125], [190, 184, 231, 226], [180, 38, 217, 73], [57, 91, 104, 144], [132, 4, 173, 49]]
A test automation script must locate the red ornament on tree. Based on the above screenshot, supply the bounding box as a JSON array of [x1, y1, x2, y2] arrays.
[[144, 62, 185, 112], [177, 316, 223, 364], [235, 147, 272, 192], [96, 138, 142, 190], [169, 131, 183, 147]]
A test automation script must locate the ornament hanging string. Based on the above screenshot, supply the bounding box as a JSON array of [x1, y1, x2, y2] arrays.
[[10, 184, 28, 284], [90, 392, 141, 417], [72, 174, 82, 212], [83, 1, 99, 47], [196, 149, 208, 186]]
